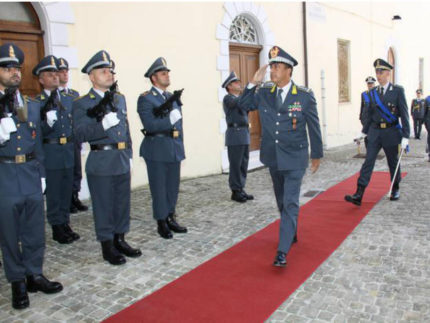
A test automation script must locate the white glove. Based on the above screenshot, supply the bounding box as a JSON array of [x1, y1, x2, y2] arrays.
[[41, 178, 46, 192], [358, 132, 367, 139], [102, 112, 120, 130], [169, 109, 182, 125], [129, 158, 133, 172], [0, 117, 17, 134], [46, 110, 58, 127], [0, 125, 10, 144], [401, 138, 409, 149]]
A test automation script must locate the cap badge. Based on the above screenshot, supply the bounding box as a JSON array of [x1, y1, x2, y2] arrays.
[[270, 47, 279, 58], [9, 45, 15, 58]]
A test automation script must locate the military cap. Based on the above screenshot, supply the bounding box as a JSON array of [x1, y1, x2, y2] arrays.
[[222, 71, 240, 88], [110, 59, 116, 75], [0, 43, 24, 68], [57, 57, 69, 70], [144, 57, 170, 78], [373, 58, 392, 71], [365, 76, 376, 84], [32, 55, 59, 76], [268, 46, 298, 67], [81, 50, 112, 74]]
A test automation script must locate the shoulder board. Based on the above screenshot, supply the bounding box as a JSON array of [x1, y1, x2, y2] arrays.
[[70, 89, 78, 93], [140, 91, 150, 96], [262, 81, 275, 88], [36, 94, 45, 100], [296, 85, 312, 93], [73, 93, 90, 102], [24, 95, 37, 103], [116, 91, 124, 96], [61, 92, 75, 97]]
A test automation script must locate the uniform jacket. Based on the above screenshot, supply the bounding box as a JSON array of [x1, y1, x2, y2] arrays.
[[410, 98, 425, 120], [223, 93, 252, 146], [73, 88, 132, 176]]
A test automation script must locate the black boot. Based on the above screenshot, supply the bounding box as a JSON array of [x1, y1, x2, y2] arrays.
[[241, 189, 254, 200], [157, 220, 173, 239], [72, 191, 88, 212], [344, 185, 365, 206], [70, 201, 78, 214], [26, 274, 63, 294], [166, 213, 187, 233], [390, 184, 400, 201], [101, 240, 126, 265], [231, 190, 247, 203], [63, 224, 80, 241], [52, 225, 74, 244], [273, 251, 287, 267], [113, 233, 142, 258], [11, 280, 29, 310]]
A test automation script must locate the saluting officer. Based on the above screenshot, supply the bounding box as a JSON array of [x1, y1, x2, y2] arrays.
[[360, 76, 376, 149], [242, 46, 323, 267], [137, 57, 187, 239], [0, 43, 62, 310], [57, 57, 88, 213], [34, 55, 80, 245], [345, 59, 410, 204], [73, 50, 141, 265], [410, 89, 425, 139], [222, 71, 254, 203]]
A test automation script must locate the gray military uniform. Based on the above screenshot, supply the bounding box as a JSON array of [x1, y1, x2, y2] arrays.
[[410, 98, 425, 139], [223, 93, 251, 191], [73, 88, 132, 241], [138, 87, 185, 220], [242, 81, 323, 254]]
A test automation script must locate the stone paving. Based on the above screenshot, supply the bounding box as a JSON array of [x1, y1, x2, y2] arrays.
[[0, 134, 429, 322]]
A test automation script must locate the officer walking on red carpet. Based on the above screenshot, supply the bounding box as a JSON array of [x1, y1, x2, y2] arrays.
[[345, 59, 410, 205], [242, 46, 323, 267]]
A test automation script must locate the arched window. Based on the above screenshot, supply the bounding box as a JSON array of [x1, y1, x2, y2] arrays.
[[229, 15, 258, 44]]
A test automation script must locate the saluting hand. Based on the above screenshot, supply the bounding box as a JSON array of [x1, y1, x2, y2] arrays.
[[252, 64, 268, 84], [310, 159, 320, 174]]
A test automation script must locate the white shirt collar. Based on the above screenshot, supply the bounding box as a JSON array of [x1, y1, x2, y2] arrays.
[[58, 86, 68, 93], [277, 80, 292, 103], [92, 88, 106, 98], [153, 86, 166, 96]]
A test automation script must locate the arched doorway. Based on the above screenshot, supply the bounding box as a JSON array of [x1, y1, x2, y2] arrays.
[[0, 3, 44, 96], [229, 15, 262, 151], [387, 47, 395, 84]]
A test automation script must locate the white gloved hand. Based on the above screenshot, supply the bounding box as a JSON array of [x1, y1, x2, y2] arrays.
[[41, 178, 46, 192], [0, 125, 10, 144], [358, 132, 367, 139], [102, 112, 120, 130], [401, 138, 409, 149], [129, 158, 133, 172], [46, 110, 58, 127], [0, 117, 17, 134], [169, 109, 182, 125]]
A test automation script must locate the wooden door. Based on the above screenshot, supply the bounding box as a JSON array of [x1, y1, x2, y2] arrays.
[[0, 3, 44, 97], [229, 43, 262, 151]]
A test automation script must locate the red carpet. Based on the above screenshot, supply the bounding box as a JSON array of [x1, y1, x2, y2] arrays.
[[105, 171, 403, 323]]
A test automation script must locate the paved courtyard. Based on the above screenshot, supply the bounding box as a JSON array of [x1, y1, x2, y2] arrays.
[[0, 135, 429, 322]]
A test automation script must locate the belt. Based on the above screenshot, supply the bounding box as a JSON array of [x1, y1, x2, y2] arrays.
[[373, 121, 398, 129], [0, 152, 36, 164], [90, 142, 128, 151], [142, 129, 180, 139], [43, 136, 73, 145], [228, 123, 249, 128]]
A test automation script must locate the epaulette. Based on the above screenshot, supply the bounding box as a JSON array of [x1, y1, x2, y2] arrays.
[[36, 93, 45, 101], [116, 91, 124, 96], [140, 91, 150, 96], [73, 93, 90, 102], [296, 85, 312, 93], [24, 95, 37, 103], [62, 92, 75, 97]]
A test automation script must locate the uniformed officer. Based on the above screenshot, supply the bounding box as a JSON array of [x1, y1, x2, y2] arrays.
[[57, 57, 88, 213], [0, 43, 62, 310], [241, 46, 323, 267], [410, 89, 425, 139], [222, 71, 254, 203], [360, 76, 376, 149], [73, 50, 141, 265], [345, 59, 410, 204], [138, 57, 187, 239], [33, 55, 80, 245]]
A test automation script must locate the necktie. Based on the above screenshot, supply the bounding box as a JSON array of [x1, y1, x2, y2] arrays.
[[379, 86, 384, 96], [276, 88, 283, 109], [162, 91, 168, 101]]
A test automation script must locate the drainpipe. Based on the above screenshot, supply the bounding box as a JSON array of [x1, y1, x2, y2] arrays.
[[302, 1, 309, 87]]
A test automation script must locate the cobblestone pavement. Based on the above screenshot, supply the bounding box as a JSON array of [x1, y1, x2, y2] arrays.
[[0, 135, 429, 322]]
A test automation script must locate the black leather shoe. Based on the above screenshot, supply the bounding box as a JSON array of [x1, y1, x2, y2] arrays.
[[344, 185, 365, 206], [273, 251, 287, 267], [101, 240, 126, 265], [114, 233, 142, 258], [11, 280, 29, 309], [26, 275, 63, 294], [241, 190, 254, 200], [69, 202, 78, 214], [52, 225, 74, 244], [166, 214, 187, 233], [390, 189, 400, 201], [157, 220, 173, 239], [231, 190, 247, 203], [293, 233, 298, 244], [63, 224, 80, 241], [72, 192, 88, 212]]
